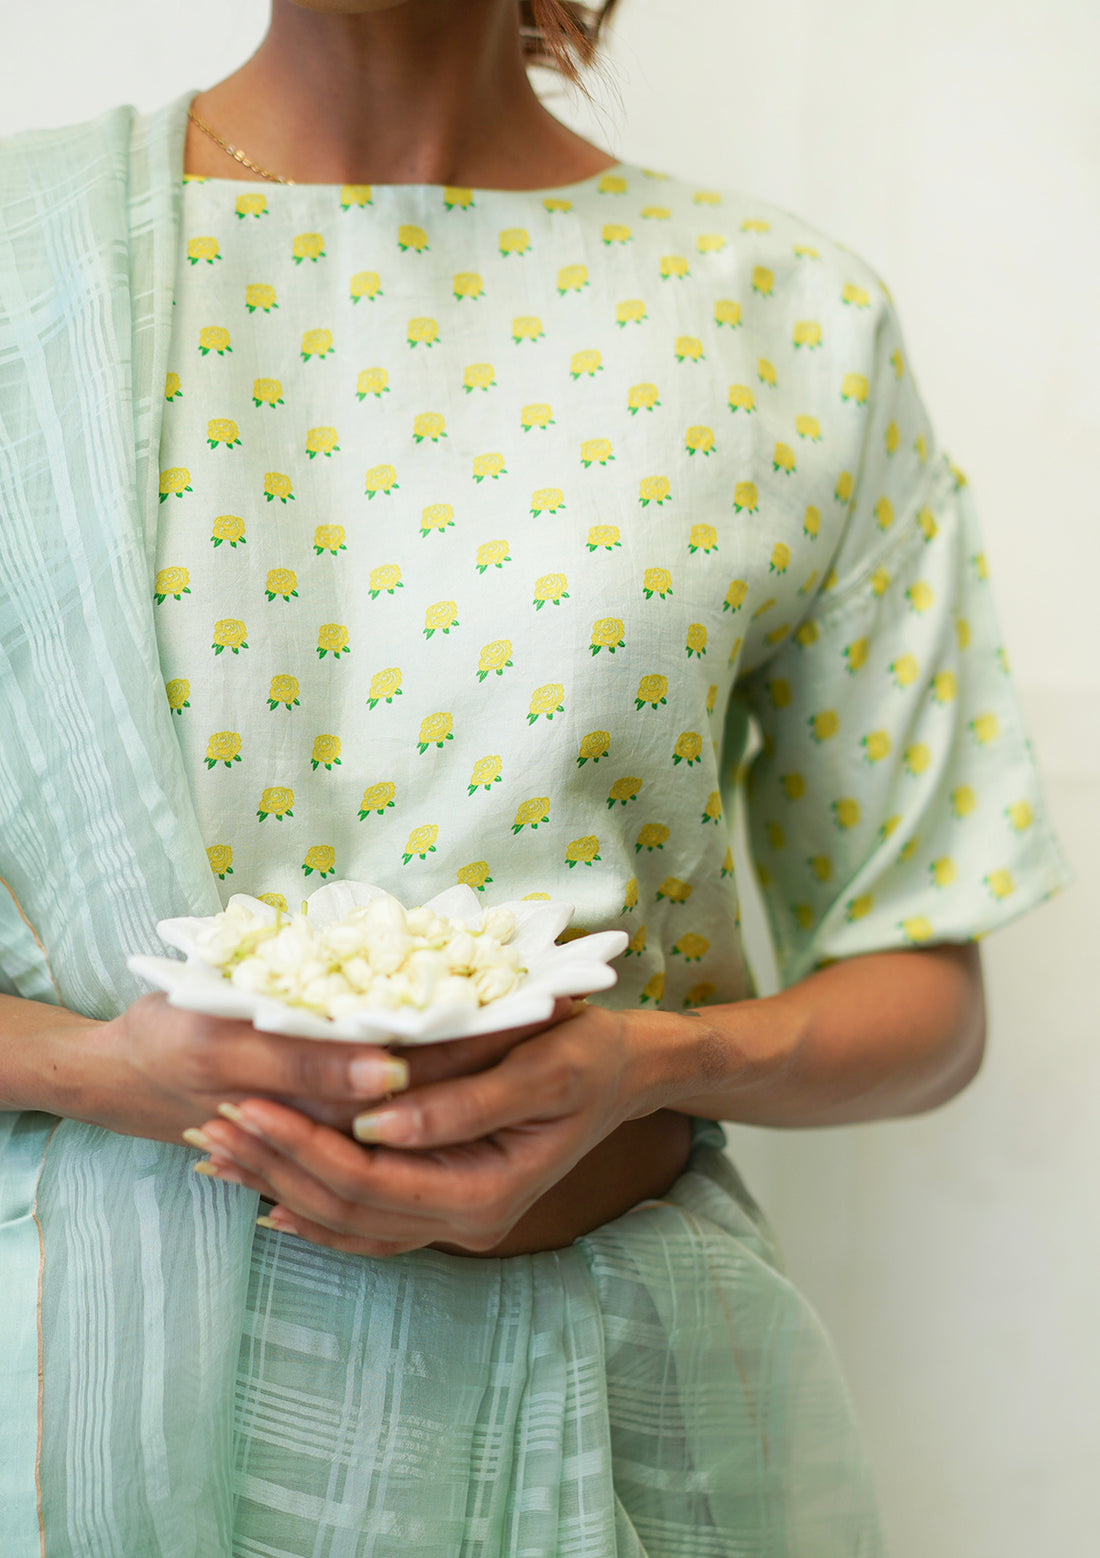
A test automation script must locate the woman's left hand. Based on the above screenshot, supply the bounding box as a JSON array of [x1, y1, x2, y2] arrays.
[[187, 999, 652, 1255]]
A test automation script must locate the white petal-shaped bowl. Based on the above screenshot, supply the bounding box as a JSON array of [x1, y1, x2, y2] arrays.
[[127, 881, 629, 1044]]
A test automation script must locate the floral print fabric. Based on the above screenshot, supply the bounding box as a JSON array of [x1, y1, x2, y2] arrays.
[[154, 165, 1068, 1001]]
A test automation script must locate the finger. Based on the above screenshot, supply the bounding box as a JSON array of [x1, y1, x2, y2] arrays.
[[254, 1207, 424, 1258], [389, 994, 579, 1090]]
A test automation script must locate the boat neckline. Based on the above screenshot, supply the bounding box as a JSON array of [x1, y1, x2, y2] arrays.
[[179, 159, 637, 199]]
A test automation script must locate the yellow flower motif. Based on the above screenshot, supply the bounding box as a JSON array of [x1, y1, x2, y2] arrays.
[[211, 513, 245, 548], [313, 525, 346, 556], [533, 573, 569, 610], [842, 283, 871, 308], [675, 336, 704, 362], [1006, 800, 1033, 832], [570, 348, 603, 378], [164, 371, 181, 401], [640, 476, 671, 508], [885, 420, 900, 455], [235, 192, 266, 219], [654, 878, 691, 907], [154, 565, 190, 602], [311, 735, 342, 771], [264, 471, 294, 503], [727, 384, 755, 414], [773, 443, 796, 475], [641, 205, 670, 220], [642, 565, 673, 599], [841, 372, 869, 404], [158, 467, 192, 503], [872, 496, 895, 531], [607, 778, 642, 809], [340, 184, 372, 209], [724, 578, 748, 613], [794, 243, 820, 260], [832, 797, 861, 831], [615, 298, 647, 326], [905, 743, 931, 775], [213, 618, 248, 656], [701, 792, 722, 825], [316, 623, 349, 658], [750, 266, 773, 296], [403, 824, 439, 864], [365, 464, 399, 499], [886, 653, 917, 688], [931, 671, 957, 704], [499, 227, 531, 255], [265, 567, 298, 601], [809, 854, 833, 882], [950, 786, 977, 819], [204, 731, 241, 769], [846, 894, 873, 923], [619, 878, 639, 915], [566, 835, 601, 867], [368, 563, 402, 596], [513, 796, 550, 832], [469, 755, 502, 793], [421, 503, 455, 536], [457, 859, 492, 890], [905, 581, 934, 615], [413, 411, 446, 443], [801, 507, 821, 541], [356, 367, 389, 400], [758, 358, 778, 387], [473, 452, 506, 482], [453, 271, 484, 300], [407, 316, 439, 347], [359, 781, 396, 818], [462, 363, 496, 396], [687, 525, 717, 556], [969, 713, 999, 746], [659, 254, 690, 279], [697, 233, 726, 254], [766, 681, 791, 715], [245, 283, 277, 313], [627, 382, 660, 415], [301, 328, 334, 362], [418, 711, 454, 751], [693, 189, 721, 205], [778, 772, 804, 802], [531, 488, 565, 516], [443, 186, 474, 210], [557, 264, 589, 293], [577, 730, 610, 766], [930, 858, 957, 889], [639, 971, 665, 1006], [198, 325, 231, 358], [528, 682, 566, 723], [590, 617, 625, 655], [367, 666, 403, 707], [165, 677, 190, 714], [256, 892, 288, 913], [795, 416, 822, 445], [862, 729, 891, 763], [521, 402, 553, 430], [879, 816, 902, 842], [586, 524, 620, 552], [685, 622, 707, 658], [792, 320, 823, 350], [475, 538, 511, 571], [602, 223, 631, 245], [350, 270, 382, 303], [252, 377, 284, 409], [917, 507, 938, 543], [206, 844, 233, 879], [770, 543, 790, 574], [635, 674, 668, 711], [901, 917, 934, 944], [187, 236, 221, 265], [423, 599, 459, 638], [673, 933, 709, 962], [733, 481, 758, 513], [685, 426, 715, 458], [292, 232, 325, 262], [794, 621, 818, 649], [683, 981, 718, 1009], [810, 710, 839, 742], [870, 567, 891, 597], [306, 426, 339, 459], [714, 299, 741, 328], [673, 731, 702, 766], [257, 786, 294, 821], [581, 439, 614, 468], [512, 315, 544, 342], [598, 173, 628, 194]]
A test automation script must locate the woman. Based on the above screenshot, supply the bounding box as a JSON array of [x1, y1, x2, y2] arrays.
[[0, 1, 1070, 1553]]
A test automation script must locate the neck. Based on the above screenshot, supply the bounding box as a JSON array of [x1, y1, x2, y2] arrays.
[[186, 0, 617, 189]]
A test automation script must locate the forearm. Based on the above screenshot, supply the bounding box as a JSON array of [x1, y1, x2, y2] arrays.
[[627, 943, 986, 1128], [0, 992, 104, 1114]]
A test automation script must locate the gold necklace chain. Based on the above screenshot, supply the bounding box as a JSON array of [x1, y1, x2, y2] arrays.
[[187, 109, 297, 185]]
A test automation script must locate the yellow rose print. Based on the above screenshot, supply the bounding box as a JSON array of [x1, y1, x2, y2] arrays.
[[635, 674, 668, 712], [499, 227, 531, 256], [794, 620, 819, 649], [213, 618, 248, 656], [164, 371, 182, 401], [885, 420, 901, 456], [359, 781, 396, 819], [417, 711, 454, 752], [211, 513, 245, 549], [841, 373, 869, 405], [796, 570, 818, 600], [303, 426, 341, 462], [723, 578, 748, 613], [639, 971, 665, 1006], [780, 772, 806, 800], [1006, 800, 1033, 832], [809, 710, 839, 743], [601, 223, 631, 245], [245, 283, 277, 314], [673, 732, 703, 768], [831, 797, 861, 831], [350, 270, 382, 303], [692, 188, 721, 205], [809, 853, 833, 881], [642, 566, 673, 599], [403, 824, 439, 865], [368, 563, 402, 597], [263, 471, 294, 503], [443, 186, 474, 210], [340, 184, 372, 209], [766, 678, 790, 708], [590, 617, 625, 655], [557, 263, 589, 294], [846, 895, 873, 923], [683, 982, 717, 1009], [577, 731, 610, 766], [801, 507, 822, 542], [410, 412, 447, 446], [159, 467, 192, 503], [792, 321, 822, 350], [453, 271, 484, 301], [513, 796, 550, 833], [687, 525, 717, 555], [727, 636, 743, 668], [367, 667, 403, 708], [521, 403, 553, 431], [586, 524, 620, 551], [915, 432, 929, 462], [970, 552, 987, 580], [301, 328, 334, 363], [570, 349, 603, 379], [615, 298, 646, 326], [627, 382, 660, 414], [165, 677, 190, 714], [530, 488, 565, 517], [581, 439, 614, 468], [207, 417, 240, 451], [598, 172, 628, 194], [205, 731, 242, 770], [464, 363, 496, 393], [528, 682, 565, 724], [198, 325, 231, 358], [969, 712, 999, 745], [842, 283, 871, 308], [153, 566, 190, 603], [365, 464, 399, 500], [252, 377, 284, 408], [733, 482, 758, 514], [457, 860, 493, 890], [475, 538, 511, 572], [423, 600, 459, 638], [642, 205, 670, 220], [512, 315, 544, 342], [659, 254, 690, 279], [675, 336, 704, 363], [888, 652, 918, 686], [356, 366, 389, 400], [314, 525, 346, 557], [206, 844, 233, 879], [621, 878, 639, 915], [748, 266, 773, 297], [654, 878, 691, 907], [770, 543, 790, 575], [607, 778, 642, 809], [794, 243, 821, 260], [235, 192, 267, 220], [773, 443, 796, 475], [796, 416, 822, 444], [904, 743, 931, 775], [468, 755, 503, 795], [473, 452, 506, 482], [533, 572, 569, 609], [421, 503, 455, 537], [930, 858, 957, 890], [565, 835, 601, 868], [316, 622, 349, 659], [187, 237, 221, 266], [862, 729, 891, 763], [685, 426, 715, 458], [267, 674, 299, 710], [879, 816, 902, 842], [931, 670, 957, 704], [714, 299, 741, 329], [311, 735, 342, 772], [758, 358, 778, 387], [701, 792, 722, 826], [905, 581, 934, 615], [685, 623, 707, 659], [257, 892, 288, 913], [697, 233, 725, 254], [639, 476, 671, 508], [833, 471, 855, 506], [636, 823, 668, 854], [292, 232, 325, 263], [672, 933, 709, 963], [265, 567, 298, 602], [407, 316, 439, 348], [901, 917, 934, 945], [726, 385, 756, 418], [918, 507, 938, 543]]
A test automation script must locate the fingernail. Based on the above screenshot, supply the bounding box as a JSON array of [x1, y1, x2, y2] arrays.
[[182, 1127, 212, 1150], [348, 1055, 409, 1096], [352, 1108, 401, 1143], [193, 1158, 237, 1180], [256, 1214, 289, 1231], [216, 1101, 264, 1136]]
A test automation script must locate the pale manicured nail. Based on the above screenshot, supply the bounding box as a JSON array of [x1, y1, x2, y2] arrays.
[[352, 1109, 401, 1143], [348, 1056, 409, 1096], [182, 1127, 212, 1150], [256, 1214, 289, 1231], [216, 1101, 264, 1136]]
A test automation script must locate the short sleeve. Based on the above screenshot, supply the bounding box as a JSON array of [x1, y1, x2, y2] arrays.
[[729, 288, 1072, 989]]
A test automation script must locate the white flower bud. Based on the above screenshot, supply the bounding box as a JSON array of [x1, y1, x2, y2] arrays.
[[322, 922, 369, 959], [472, 964, 521, 1004], [479, 907, 516, 943], [363, 925, 412, 974], [470, 934, 506, 971], [364, 895, 408, 934], [434, 974, 481, 1007], [229, 956, 273, 993], [342, 956, 374, 992], [300, 972, 352, 1010], [195, 921, 248, 966], [404, 906, 433, 936], [442, 931, 477, 973]]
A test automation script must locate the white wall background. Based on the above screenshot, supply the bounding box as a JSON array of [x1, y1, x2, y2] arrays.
[[2, 4, 1096, 1553]]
